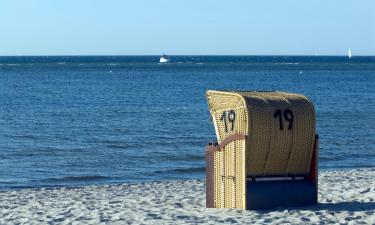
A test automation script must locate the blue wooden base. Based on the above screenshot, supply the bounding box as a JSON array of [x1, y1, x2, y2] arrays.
[[246, 180, 317, 210]]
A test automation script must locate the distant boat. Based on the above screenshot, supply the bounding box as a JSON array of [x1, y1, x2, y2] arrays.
[[348, 48, 352, 59], [159, 54, 170, 63]]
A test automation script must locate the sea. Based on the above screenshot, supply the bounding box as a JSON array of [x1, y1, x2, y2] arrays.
[[0, 56, 374, 189]]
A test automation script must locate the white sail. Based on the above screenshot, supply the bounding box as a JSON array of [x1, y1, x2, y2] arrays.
[[348, 48, 352, 59]]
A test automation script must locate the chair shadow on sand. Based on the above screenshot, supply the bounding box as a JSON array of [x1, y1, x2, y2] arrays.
[[315, 201, 375, 212], [255, 201, 375, 213]]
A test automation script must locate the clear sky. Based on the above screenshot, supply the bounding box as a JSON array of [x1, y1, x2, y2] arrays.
[[1, 0, 374, 56]]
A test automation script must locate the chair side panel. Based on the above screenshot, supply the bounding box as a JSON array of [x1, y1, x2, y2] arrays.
[[206, 91, 247, 209]]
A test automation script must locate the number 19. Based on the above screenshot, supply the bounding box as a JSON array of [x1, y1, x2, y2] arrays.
[[273, 109, 294, 131]]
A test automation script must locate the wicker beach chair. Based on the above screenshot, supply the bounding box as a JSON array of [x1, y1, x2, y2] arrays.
[[205, 90, 318, 210]]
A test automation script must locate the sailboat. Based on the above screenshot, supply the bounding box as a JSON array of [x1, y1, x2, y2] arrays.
[[348, 48, 352, 59]]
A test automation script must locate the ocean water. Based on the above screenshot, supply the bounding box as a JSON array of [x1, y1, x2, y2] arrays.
[[0, 56, 374, 189]]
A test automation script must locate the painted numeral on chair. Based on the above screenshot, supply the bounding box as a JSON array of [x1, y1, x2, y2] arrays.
[[273, 109, 294, 131]]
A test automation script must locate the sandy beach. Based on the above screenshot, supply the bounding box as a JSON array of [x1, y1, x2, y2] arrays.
[[1, 168, 374, 224]]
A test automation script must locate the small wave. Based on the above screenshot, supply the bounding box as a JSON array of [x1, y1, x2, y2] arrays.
[[163, 154, 202, 161], [15, 134, 40, 140], [0, 178, 27, 184], [323, 165, 375, 169], [319, 155, 341, 160], [157, 167, 205, 174], [107, 144, 131, 149], [274, 62, 300, 65], [108, 63, 118, 66], [57, 62, 66, 65], [99, 139, 144, 149], [43, 175, 110, 183], [173, 167, 205, 173]]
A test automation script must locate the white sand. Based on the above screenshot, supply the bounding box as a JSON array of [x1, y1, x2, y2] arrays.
[[1, 168, 374, 225]]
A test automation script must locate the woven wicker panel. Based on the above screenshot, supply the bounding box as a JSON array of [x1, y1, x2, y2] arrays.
[[247, 93, 294, 175], [221, 139, 246, 208], [213, 139, 246, 209], [282, 93, 316, 175], [207, 91, 247, 209], [239, 94, 273, 176], [207, 92, 247, 142]]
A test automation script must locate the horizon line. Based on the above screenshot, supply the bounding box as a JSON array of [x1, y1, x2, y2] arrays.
[[0, 54, 374, 57]]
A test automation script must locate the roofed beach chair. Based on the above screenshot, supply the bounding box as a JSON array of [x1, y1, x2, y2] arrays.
[[205, 90, 318, 210]]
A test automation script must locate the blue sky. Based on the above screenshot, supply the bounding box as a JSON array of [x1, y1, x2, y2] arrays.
[[1, 0, 374, 55]]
